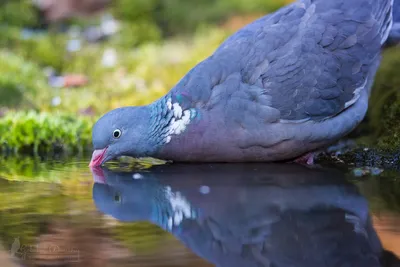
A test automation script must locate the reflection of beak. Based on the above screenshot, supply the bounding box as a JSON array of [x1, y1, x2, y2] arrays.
[[90, 166, 106, 184], [89, 147, 108, 167]]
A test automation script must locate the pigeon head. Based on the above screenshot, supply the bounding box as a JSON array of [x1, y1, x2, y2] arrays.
[[92, 177, 155, 222], [89, 106, 157, 167], [91, 168, 180, 224]]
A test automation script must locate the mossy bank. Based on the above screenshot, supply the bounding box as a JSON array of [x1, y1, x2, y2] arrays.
[[0, 111, 94, 156]]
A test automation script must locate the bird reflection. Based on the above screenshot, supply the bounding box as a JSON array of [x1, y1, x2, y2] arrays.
[[91, 163, 395, 267]]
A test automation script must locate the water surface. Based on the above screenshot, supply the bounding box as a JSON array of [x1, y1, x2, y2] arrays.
[[0, 158, 399, 266]]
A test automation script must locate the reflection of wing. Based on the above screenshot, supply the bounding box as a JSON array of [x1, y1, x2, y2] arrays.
[[158, 173, 380, 266], [175, 208, 382, 267]]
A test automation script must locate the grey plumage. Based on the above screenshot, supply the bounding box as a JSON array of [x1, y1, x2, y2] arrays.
[[90, 0, 398, 164], [175, 0, 390, 121]]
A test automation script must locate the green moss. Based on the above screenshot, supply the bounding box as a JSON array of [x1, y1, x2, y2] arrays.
[[0, 111, 94, 156], [365, 47, 400, 150]]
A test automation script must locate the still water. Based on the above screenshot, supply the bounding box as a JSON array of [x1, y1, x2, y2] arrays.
[[0, 158, 399, 267]]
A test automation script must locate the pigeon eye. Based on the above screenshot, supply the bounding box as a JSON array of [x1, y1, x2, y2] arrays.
[[113, 129, 121, 139], [114, 192, 122, 203]]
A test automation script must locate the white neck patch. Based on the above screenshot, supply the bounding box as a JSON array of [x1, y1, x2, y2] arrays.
[[164, 186, 195, 230], [164, 98, 196, 144]]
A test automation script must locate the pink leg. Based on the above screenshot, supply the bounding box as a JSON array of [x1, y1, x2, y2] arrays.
[[292, 152, 315, 165]]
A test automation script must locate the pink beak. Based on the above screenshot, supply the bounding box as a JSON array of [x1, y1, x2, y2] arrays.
[[90, 166, 106, 184], [89, 147, 108, 167]]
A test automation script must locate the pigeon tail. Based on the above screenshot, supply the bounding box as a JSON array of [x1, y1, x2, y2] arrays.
[[387, 0, 400, 45], [372, 0, 394, 44]]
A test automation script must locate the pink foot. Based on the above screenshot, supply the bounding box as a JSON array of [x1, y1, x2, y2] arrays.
[[293, 152, 315, 165]]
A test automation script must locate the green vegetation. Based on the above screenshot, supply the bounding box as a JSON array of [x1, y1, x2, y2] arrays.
[[0, 50, 53, 109], [0, 28, 61, 73], [56, 27, 229, 114], [0, 111, 94, 156], [0, 0, 290, 33], [0, 27, 228, 113], [0, 0, 40, 28], [111, 0, 289, 36], [366, 47, 400, 150]]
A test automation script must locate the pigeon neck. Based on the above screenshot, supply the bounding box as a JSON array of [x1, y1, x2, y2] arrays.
[[149, 96, 197, 152], [149, 185, 198, 231]]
